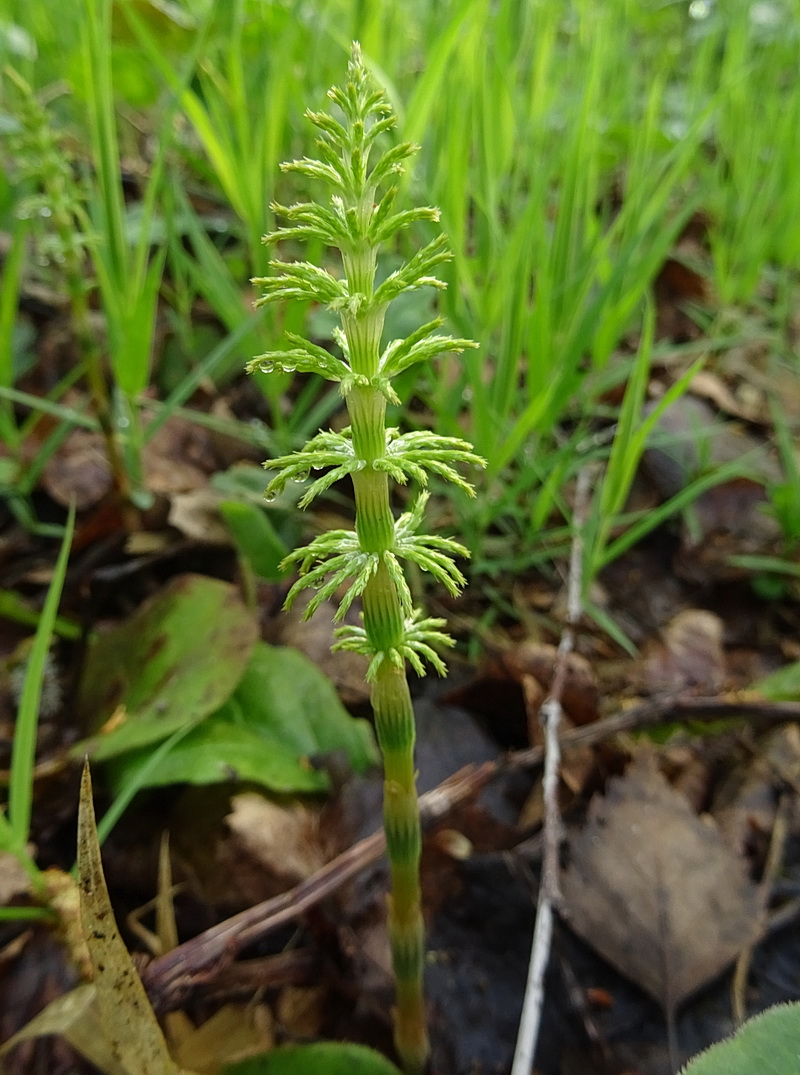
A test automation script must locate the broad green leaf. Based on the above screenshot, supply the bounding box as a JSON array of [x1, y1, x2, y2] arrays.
[[77, 762, 188, 1075], [74, 574, 257, 761], [219, 501, 289, 582], [222, 1042, 403, 1075], [110, 716, 328, 793], [754, 661, 800, 701], [108, 643, 377, 793], [232, 644, 377, 771], [680, 1003, 800, 1075]]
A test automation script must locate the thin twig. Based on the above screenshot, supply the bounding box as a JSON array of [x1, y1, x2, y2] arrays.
[[731, 791, 791, 1024], [141, 691, 800, 1014], [511, 466, 592, 1075], [142, 761, 496, 1013], [510, 696, 800, 770]]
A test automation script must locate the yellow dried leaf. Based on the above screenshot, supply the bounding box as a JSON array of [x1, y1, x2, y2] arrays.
[[0, 984, 128, 1075], [77, 761, 189, 1075]]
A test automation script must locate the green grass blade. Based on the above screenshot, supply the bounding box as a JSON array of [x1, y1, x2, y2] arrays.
[[0, 216, 28, 447], [0, 386, 99, 431], [9, 504, 75, 851]]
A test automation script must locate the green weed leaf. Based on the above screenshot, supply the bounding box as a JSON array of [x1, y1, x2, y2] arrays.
[[754, 661, 800, 701], [680, 1003, 800, 1075], [74, 575, 258, 761], [105, 643, 377, 792], [219, 501, 289, 582], [231, 643, 377, 770], [105, 719, 326, 793], [222, 1041, 402, 1075]]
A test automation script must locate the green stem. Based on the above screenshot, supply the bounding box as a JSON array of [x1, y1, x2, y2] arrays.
[[254, 51, 483, 1071], [370, 637, 428, 1074], [54, 190, 134, 515], [70, 278, 135, 516], [347, 384, 428, 1073]]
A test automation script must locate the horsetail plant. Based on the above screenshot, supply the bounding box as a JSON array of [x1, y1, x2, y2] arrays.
[[247, 44, 484, 1074]]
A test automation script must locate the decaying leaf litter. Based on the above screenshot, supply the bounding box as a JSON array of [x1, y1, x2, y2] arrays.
[[4, 11, 800, 1075]]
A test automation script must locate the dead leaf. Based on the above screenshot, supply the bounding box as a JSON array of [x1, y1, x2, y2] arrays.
[[168, 487, 230, 544], [674, 477, 781, 583], [276, 985, 327, 1039], [690, 371, 752, 422], [713, 725, 800, 857], [643, 395, 779, 499], [142, 414, 217, 496], [0, 850, 33, 905], [0, 786, 193, 1075], [278, 594, 370, 706], [496, 641, 600, 727], [77, 761, 187, 1074], [42, 867, 92, 982], [642, 609, 726, 694], [41, 429, 113, 510], [562, 751, 762, 1012], [654, 256, 708, 342], [0, 983, 129, 1075], [224, 793, 326, 890], [172, 1003, 274, 1073], [126, 833, 180, 959]]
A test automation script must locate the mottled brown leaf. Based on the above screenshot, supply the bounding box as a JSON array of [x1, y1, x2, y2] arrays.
[[642, 609, 726, 695], [42, 429, 112, 510], [77, 761, 186, 1075], [172, 1002, 274, 1073], [0, 984, 129, 1075], [498, 641, 599, 727], [562, 751, 763, 1011]]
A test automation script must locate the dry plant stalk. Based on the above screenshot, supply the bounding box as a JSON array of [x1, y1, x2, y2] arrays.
[[511, 466, 592, 1075]]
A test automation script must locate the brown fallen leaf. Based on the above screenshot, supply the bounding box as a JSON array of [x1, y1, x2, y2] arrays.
[[77, 762, 188, 1075], [494, 641, 600, 727], [562, 751, 763, 1013], [0, 983, 129, 1075], [276, 985, 327, 1039], [223, 793, 326, 892], [172, 1003, 274, 1074], [142, 414, 218, 496], [689, 371, 752, 422], [0, 850, 33, 905], [643, 395, 779, 500], [41, 429, 113, 510], [278, 594, 370, 706], [642, 609, 726, 695], [168, 487, 231, 544], [674, 477, 782, 584], [654, 255, 708, 343], [713, 724, 800, 858]]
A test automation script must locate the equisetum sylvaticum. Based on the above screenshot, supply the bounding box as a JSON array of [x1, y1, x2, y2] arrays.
[[247, 43, 484, 1074]]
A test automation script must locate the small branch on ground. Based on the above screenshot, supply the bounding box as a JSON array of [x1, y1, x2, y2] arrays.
[[511, 466, 592, 1075], [142, 761, 496, 1012], [510, 696, 800, 770], [140, 683, 800, 1014], [731, 791, 791, 1024]]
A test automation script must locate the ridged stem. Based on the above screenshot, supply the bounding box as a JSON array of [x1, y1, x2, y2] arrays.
[[371, 659, 428, 1075], [344, 268, 428, 1070]]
